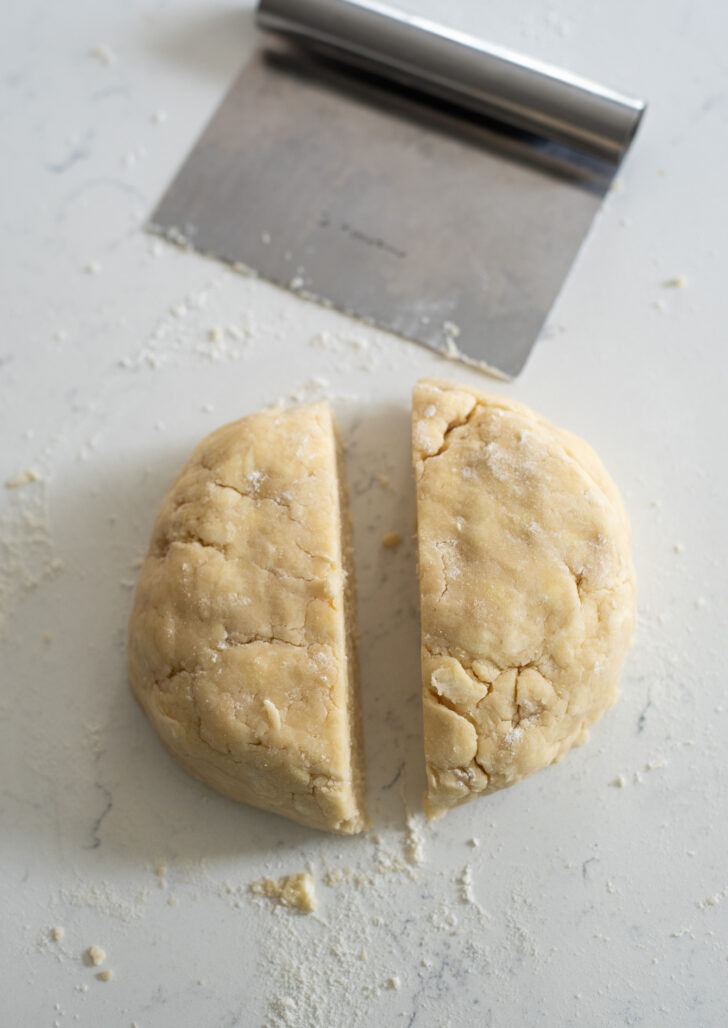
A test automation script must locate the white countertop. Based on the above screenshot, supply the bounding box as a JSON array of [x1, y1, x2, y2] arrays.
[[2, 1, 727, 1025]]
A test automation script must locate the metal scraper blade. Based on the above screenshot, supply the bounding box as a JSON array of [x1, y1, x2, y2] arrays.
[[150, 18, 641, 377]]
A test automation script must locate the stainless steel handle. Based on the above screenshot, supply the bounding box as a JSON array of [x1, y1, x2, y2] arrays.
[[256, 0, 645, 162]]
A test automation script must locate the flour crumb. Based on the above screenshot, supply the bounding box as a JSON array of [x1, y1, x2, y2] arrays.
[[645, 759, 667, 771], [673, 542, 685, 554], [249, 872, 316, 913], [89, 44, 117, 66], [698, 887, 727, 910], [270, 996, 298, 1019], [5, 469, 40, 489], [86, 945, 106, 966], [50, 926, 65, 942], [664, 275, 687, 288], [84, 261, 101, 275], [459, 865, 478, 906], [467, 837, 480, 848], [385, 976, 401, 990], [443, 321, 461, 338], [610, 775, 626, 788], [151, 109, 168, 125], [97, 969, 114, 982], [404, 813, 426, 866], [381, 531, 402, 550], [442, 337, 460, 358]]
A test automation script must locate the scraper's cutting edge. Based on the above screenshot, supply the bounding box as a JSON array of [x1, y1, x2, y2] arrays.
[[149, 0, 645, 378]]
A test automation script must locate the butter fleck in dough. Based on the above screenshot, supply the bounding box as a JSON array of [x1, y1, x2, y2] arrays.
[[412, 379, 636, 818], [128, 403, 366, 834]]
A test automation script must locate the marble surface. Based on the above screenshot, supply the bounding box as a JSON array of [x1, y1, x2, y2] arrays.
[[2, 1, 727, 1025]]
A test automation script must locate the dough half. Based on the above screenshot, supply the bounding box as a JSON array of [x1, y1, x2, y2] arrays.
[[128, 402, 367, 834], [412, 379, 636, 818]]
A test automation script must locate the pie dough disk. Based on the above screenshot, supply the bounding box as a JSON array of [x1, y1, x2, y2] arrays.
[[412, 379, 636, 818], [128, 403, 367, 834]]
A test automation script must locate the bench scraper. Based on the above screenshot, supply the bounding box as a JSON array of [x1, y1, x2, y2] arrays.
[[150, 0, 645, 378]]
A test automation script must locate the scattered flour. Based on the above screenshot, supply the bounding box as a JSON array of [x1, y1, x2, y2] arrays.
[[0, 474, 62, 636], [59, 882, 149, 923]]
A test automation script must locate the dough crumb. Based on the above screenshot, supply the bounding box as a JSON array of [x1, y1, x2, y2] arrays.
[[97, 969, 114, 982], [610, 775, 626, 788], [467, 837, 480, 848], [385, 976, 401, 990], [381, 531, 402, 549], [84, 261, 102, 275], [664, 275, 687, 288], [249, 872, 317, 913], [89, 43, 117, 65], [5, 469, 40, 489], [50, 926, 65, 942], [86, 946, 106, 966], [698, 887, 727, 910]]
